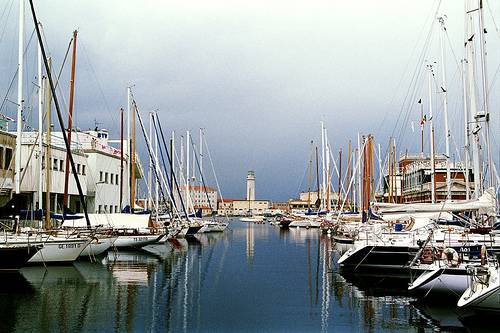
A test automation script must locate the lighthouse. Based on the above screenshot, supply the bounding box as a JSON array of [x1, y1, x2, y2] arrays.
[[246, 171, 255, 201]]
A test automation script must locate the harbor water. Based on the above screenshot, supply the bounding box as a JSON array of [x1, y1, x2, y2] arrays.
[[0, 220, 498, 332]]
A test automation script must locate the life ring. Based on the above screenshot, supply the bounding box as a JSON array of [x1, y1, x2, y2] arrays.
[[320, 222, 327, 228], [441, 248, 459, 267]]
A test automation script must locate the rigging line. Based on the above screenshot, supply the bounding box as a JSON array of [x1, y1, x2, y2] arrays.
[[0, 0, 15, 44], [0, 27, 36, 114], [189, 135, 215, 214], [154, 113, 190, 219], [203, 135, 230, 222], [79, 38, 118, 127], [486, 0, 500, 40], [388, 18, 436, 160], [375, 0, 442, 136], [133, 102, 171, 213]]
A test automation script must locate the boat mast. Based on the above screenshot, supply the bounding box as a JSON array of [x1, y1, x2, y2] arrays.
[[170, 130, 174, 198], [438, 17, 452, 200], [126, 86, 132, 206], [199, 128, 203, 186], [478, 0, 494, 190], [320, 121, 326, 210], [346, 141, 351, 209], [466, 0, 482, 199], [63, 30, 77, 212], [37, 22, 43, 211], [427, 64, 436, 203], [148, 112, 153, 210], [461, 59, 470, 200], [338, 148, 342, 210], [307, 140, 313, 210], [44, 58, 52, 229], [130, 101, 136, 212], [119, 108, 124, 210], [315, 146, 320, 208], [325, 129, 330, 211], [186, 130, 190, 215], [15, 0, 24, 194], [419, 99, 424, 154], [357, 133, 362, 211]]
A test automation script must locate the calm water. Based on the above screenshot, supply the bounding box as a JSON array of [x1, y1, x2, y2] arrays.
[[0, 220, 498, 332]]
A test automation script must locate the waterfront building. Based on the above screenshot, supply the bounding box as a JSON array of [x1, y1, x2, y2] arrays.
[[0, 130, 16, 206], [217, 199, 234, 216], [288, 191, 338, 212], [378, 154, 473, 203], [177, 185, 218, 216], [13, 128, 143, 213], [232, 199, 271, 216]]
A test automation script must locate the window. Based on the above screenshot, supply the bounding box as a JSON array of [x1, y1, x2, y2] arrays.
[[100, 171, 103, 182], [59, 160, 63, 172], [115, 205, 119, 213], [98, 205, 102, 213], [0, 147, 4, 169], [110, 174, 114, 184], [116, 174, 119, 185], [104, 205, 107, 213], [4, 148, 12, 170], [82, 165, 86, 175], [77, 164, 81, 174], [53, 158, 58, 171], [105, 172, 108, 183]]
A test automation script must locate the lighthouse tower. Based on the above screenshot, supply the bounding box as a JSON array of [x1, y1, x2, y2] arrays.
[[246, 171, 255, 201]]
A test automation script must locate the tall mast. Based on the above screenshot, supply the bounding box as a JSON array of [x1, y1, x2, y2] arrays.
[[438, 17, 452, 200], [130, 102, 136, 211], [63, 30, 77, 211], [320, 121, 326, 210], [419, 99, 424, 154], [346, 142, 351, 209], [155, 125, 159, 216], [37, 23, 43, 210], [126, 86, 132, 206], [170, 131, 174, 197], [199, 128, 203, 186], [15, 0, 24, 194], [119, 108, 124, 210], [478, 0, 494, 189], [186, 130, 190, 214], [357, 133, 362, 211], [315, 146, 320, 207], [427, 64, 436, 203], [325, 129, 330, 211], [307, 140, 313, 209], [461, 59, 470, 200], [466, 0, 482, 198], [338, 148, 342, 210], [44, 58, 52, 229], [148, 112, 153, 210]]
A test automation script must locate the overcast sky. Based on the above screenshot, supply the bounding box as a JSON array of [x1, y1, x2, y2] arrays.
[[0, 0, 499, 201]]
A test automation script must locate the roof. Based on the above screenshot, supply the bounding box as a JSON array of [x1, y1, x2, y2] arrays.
[[181, 185, 217, 192]]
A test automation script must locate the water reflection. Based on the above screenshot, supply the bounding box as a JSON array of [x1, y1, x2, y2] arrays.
[[0, 222, 500, 332]]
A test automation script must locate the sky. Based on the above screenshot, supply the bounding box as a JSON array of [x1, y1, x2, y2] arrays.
[[0, 0, 499, 201]]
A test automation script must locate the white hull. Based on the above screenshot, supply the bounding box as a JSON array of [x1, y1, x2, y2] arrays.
[[240, 217, 264, 223], [458, 266, 500, 311], [79, 236, 117, 257], [199, 222, 228, 233], [289, 220, 321, 228], [28, 238, 91, 263], [409, 266, 470, 294], [113, 234, 162, 248]]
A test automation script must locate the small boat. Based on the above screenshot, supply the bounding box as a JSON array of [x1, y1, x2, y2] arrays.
[[240, 216, 264, 223], [113, 229, 164, 249], [458, 263, 500, 311]]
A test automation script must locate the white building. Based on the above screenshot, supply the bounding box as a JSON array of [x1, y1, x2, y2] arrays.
[[176, 185, 218, 216], [16, 128, 143, 214]]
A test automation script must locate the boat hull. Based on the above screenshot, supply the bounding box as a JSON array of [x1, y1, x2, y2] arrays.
[[79, 236, 117, 257], [113, 234, 163, 249], [28, 238, 91, 264]]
